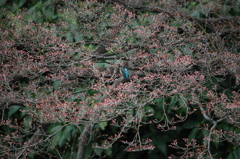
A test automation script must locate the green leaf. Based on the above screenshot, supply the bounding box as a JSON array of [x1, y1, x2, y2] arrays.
[[99, 31, 105, 36], [84, 144, 94, 159], [48, 124, 66, 148], [94, 148, 102, 156], [125, 37, 135, 43], [188, 128, 199, 139], [212, 139, 219, 149], [53, 80, 61, 91], [203, 76, 220, 90], [154, 137, 167, 156], [95, 63, 109, 67], [8, 105, 21, 117], [130, 19, 138, 27], [66, 32, 73, 42], [169, 95, 177, 107], [23, 116, 32, 131], [67, 96, 75, 102], [88, 44, 97, 50], [27, 152, 35, 159], [62, 125, 76, 142], [104, 148, 112, 158], [153, 98, 162, 104], [51, 131, 62, 148], [168, 95, 177, 113], [17, 0, 27, 8], [144, 105, 154, 112], [191, 10, 200, 18], [48, 124, 63, 134], [227, 147, 240, 159], [57, 132, 66, 147], [99, 122, 108, 131], [48, 124, 77, 148], [180, 46, 194, 57], [0, 0, 7, 6], [74, 33, 83, 42], [182, 119, 199, 129]]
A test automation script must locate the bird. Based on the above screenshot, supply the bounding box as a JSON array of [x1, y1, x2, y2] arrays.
[[120, 68, 129, 80]]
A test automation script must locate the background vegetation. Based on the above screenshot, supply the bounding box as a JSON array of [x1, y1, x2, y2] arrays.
[[0, 0, 240, 158]]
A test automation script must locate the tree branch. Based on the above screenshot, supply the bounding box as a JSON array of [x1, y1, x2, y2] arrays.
[[76, 76, 126, 159]]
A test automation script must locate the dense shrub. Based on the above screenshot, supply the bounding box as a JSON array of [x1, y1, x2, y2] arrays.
[[0, 0, 239, 158]]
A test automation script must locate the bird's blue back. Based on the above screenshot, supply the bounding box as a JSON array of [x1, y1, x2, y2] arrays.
[[121, 68, 129, 79]]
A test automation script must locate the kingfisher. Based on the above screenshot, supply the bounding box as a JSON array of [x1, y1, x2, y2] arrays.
[[121, 68, 129, 80]]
